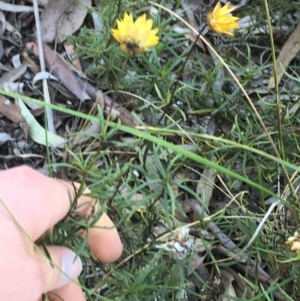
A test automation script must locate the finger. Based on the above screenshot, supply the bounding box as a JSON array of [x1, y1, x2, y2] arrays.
[[0, 166, 75, 240], [47, 281, 86, 301], [34, 245, 82, 292], [71, 183, 123, 262], [0, 216, 44, 301], [86, 212, 123, 262], [0, 166, 122, 261]]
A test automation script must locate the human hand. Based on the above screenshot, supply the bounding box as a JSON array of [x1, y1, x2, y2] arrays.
[[0, 166, 122, 301]]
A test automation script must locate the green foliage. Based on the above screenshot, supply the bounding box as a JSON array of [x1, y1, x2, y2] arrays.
[[3, 0, 300, 299]]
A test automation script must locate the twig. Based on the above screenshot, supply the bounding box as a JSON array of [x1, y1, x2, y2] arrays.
[[0, 1, 36, 12], [33, 0, 55, 134]]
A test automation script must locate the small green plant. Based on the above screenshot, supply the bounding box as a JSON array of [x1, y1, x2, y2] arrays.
[[2, 0, 300, 300]]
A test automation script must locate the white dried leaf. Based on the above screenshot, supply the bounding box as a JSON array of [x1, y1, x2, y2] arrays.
[[155, 226, 195, 260], [0, 132, 14, 145], [18, 99, 65, 148]]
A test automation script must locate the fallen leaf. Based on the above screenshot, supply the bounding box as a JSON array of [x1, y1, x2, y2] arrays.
[[0, 95, 25, 123], [0, 132, 14, 145], [5, 21, 22, 38], [196, 157, 217, 207], [21, 49, 40, 74], [220, 269, 236, 301], [32, 71, 59, 88], [222, 267, 253, 299], [0, 11, 6, 36], [17, 99, 66, 148], [0, 1, 34, 12], [185, 31, 205, 51], [40, 0, 92, 43], [268, 20, 300, 88], [187, 264, 210, 295], [189, 254, 207, 270], [26, 42, 90, 102], [104, 96, 137, 127], [64, 41, 82, 72], [0, 153, 44, 159], [0, 64, 27, 88], [72, 121, 101, 145]]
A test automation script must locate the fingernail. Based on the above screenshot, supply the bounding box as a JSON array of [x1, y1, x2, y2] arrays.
[[61, 251, 82, 284]]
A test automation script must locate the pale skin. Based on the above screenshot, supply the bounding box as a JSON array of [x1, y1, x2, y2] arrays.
[[0, 166, 123, 301]]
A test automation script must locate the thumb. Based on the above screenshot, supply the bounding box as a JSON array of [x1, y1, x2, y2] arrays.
[[34, 246, 82, 292]]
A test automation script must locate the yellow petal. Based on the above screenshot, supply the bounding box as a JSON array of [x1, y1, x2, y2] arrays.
[[207, 2, 239, 36], [112, 12, 159, 55]]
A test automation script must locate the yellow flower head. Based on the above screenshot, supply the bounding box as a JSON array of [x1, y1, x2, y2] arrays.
[[207, 2, 239, 37], [112, 12, 159, 55]]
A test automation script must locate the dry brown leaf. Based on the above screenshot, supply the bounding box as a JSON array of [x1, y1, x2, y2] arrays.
[[21, 49, 40, 74], [189, 254, 207, 270], [222, 267, 253, 299], [220, 269, 237, 301], [72, 122, 101, 145], [268, 21, 300, 88], [26, 42, 90, 102], [0, 95, 25, 123], [104, 96, 138, 127], [0, 64, 27, 88], [185, 32, 205, 52], [64, 41, 82, 72], [40, 0, 91, 43], [171, 172, 185, 196]]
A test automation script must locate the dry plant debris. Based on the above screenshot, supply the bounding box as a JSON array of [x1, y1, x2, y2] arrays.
[[268, 20, 300, 88]]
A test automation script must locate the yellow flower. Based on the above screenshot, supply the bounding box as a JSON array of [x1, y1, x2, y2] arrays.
[[207, 2, 239, 37], [112, 12, 159, 55]]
